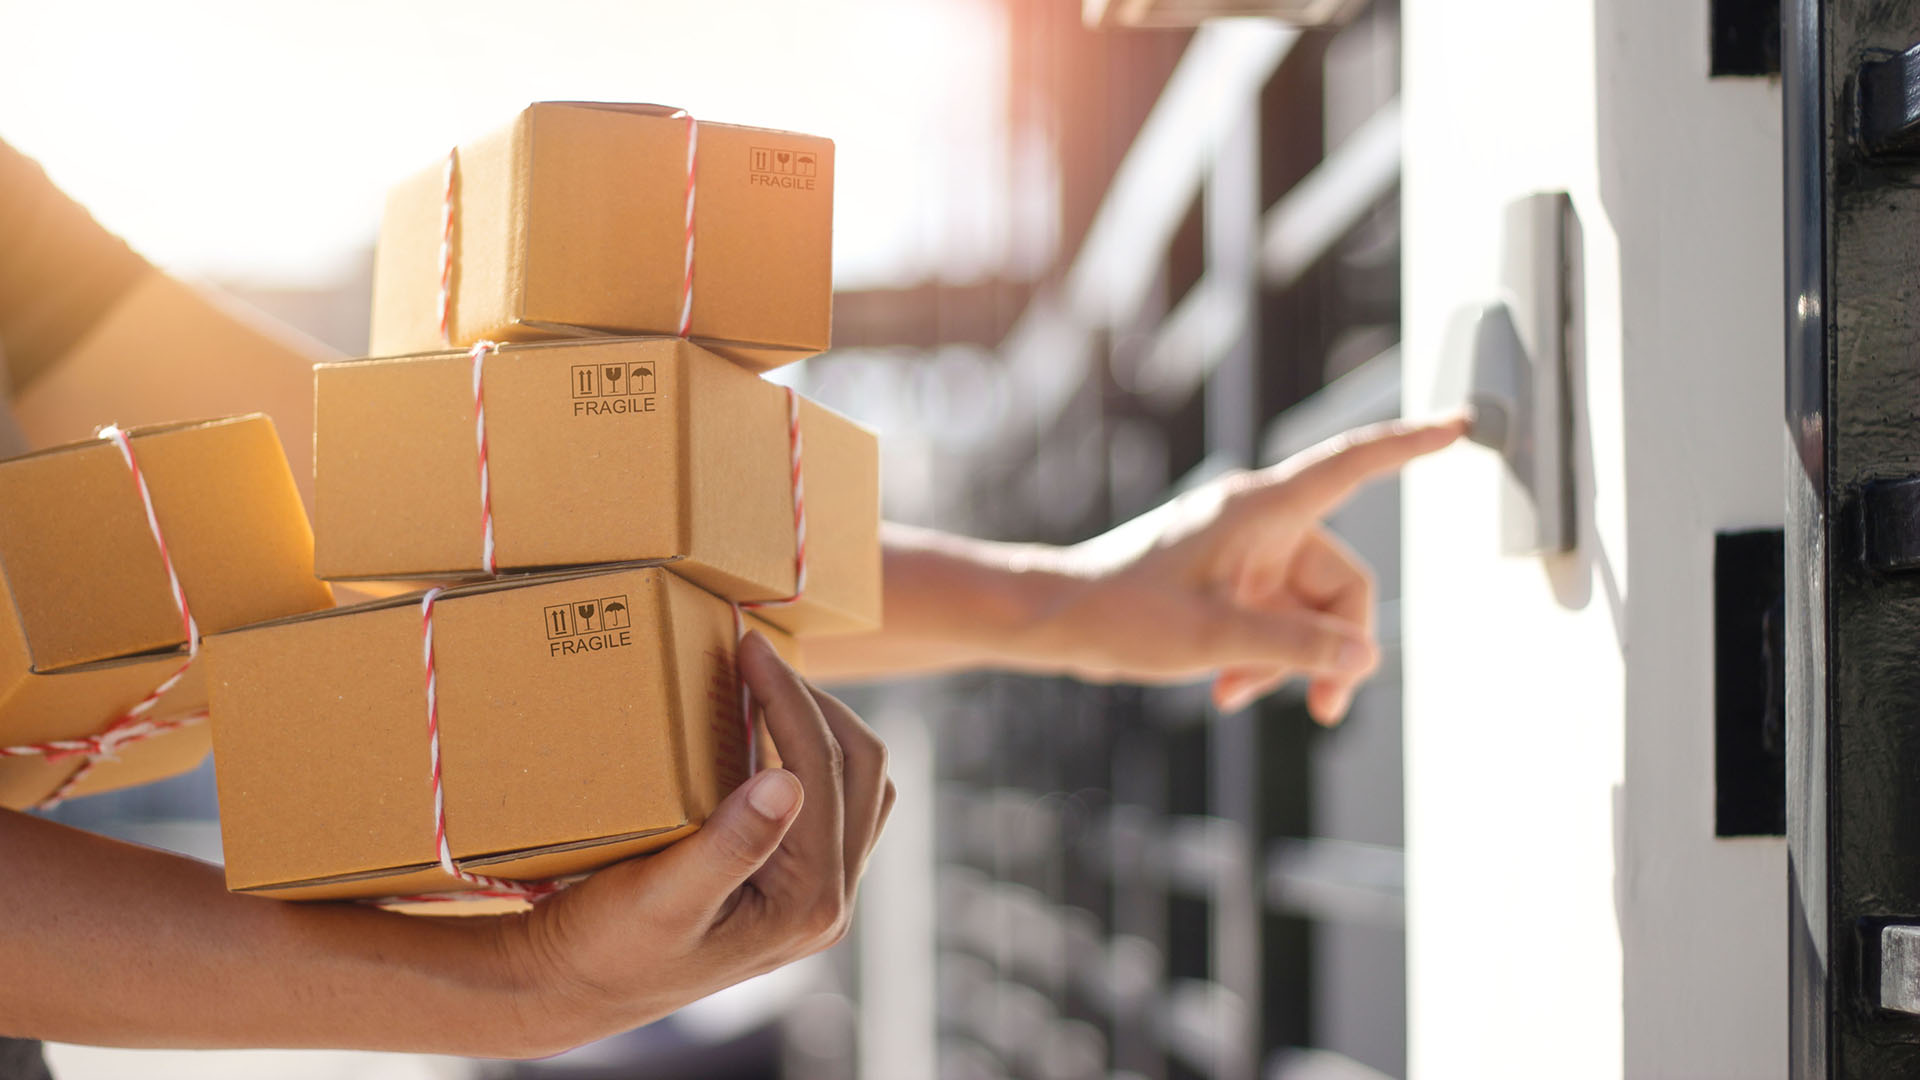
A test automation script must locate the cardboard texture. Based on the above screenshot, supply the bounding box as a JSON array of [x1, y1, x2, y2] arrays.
[[314, 337, 880, 636], [369, 102, 834, 372], [0, 416, 334, 808], [208, 564, 796, 902]]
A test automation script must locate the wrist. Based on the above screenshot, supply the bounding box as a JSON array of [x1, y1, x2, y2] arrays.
[[979, 544, 1102, 676], [454, 913, 605, 1059]]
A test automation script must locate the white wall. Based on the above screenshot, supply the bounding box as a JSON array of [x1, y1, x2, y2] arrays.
[[1402, 1, 1785, 1077]]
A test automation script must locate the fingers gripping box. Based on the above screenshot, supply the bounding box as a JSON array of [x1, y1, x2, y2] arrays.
[[207, 565, 795, 902], [369, 101, 833, 372], [0, 416, 333, 808], [313, 337, 880, 637]]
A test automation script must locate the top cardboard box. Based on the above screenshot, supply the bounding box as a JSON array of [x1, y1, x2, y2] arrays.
[[0, 416, 334, 807], [369, 102, 834, 371]]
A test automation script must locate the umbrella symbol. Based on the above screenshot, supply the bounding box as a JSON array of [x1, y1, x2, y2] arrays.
[[601, 599, 629, 629]]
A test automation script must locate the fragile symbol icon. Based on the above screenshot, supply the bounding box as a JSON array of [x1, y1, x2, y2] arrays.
[[572, 362, 657, 406], [750, 146, 816, 182], [600, 598, 630, 629], [542, 593, 633, 653]]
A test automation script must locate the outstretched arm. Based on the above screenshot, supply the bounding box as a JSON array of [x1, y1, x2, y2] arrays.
[[806, 417, 1467, 721], [0, 137, 1461, 722]]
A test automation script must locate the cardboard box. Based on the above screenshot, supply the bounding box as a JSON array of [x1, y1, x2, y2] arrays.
[[0, 416, 334, 808], [369, 102, 833, 372], [207, 564, 794, 902], [314, 337, 880, 637]]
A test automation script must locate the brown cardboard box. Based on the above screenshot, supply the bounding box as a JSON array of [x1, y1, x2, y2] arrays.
[[314, 337, 880, 637], [369, 102, 833, 372], [0, 416, 334, 808], [207, 564, 794, 902]]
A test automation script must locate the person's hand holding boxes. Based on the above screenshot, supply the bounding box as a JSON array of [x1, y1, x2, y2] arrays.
[[205, 101, 884, 912]]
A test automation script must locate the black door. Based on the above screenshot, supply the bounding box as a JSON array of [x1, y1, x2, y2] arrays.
[[1785, 2, 1920, 1075]]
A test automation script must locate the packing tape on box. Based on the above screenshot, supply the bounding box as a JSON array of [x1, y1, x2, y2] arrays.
[[437, 108, 699, 346], [0, 426, 206, 810]]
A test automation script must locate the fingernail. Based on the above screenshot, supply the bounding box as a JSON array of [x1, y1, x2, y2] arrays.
[[1336, 639, 1373, 673], [1322, 688, 1354, 724], [748, 769, 801, 820], [1222, 688, 1257, 713]]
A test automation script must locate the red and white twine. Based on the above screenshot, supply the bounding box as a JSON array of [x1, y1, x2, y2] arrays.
[[401, 108, 793, 904], [403, 587, 567, 902], [437, 150, 457, 346], [457, 106, 700, 574], [0, 426, 204, 810], [434, 108, 699, 348], [469, 340, 500, 573], [675, 109, 698, 337], [412, 383, 806, 903]]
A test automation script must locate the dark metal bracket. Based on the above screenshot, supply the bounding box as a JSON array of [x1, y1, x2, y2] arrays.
[[1860, 476, 1920, 572], [1858, 42, 1920, 159]]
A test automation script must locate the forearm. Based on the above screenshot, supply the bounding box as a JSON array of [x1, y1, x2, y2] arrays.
[[12, 273, 339, 512], [803, 522, 1089, 682], [0, 810, 547, 1056]]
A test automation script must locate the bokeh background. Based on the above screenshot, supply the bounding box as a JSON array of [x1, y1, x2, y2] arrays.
[[8, 1, 1409, 1077]]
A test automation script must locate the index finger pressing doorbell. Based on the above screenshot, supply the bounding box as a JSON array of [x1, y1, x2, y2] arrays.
[[1441, 191, 1576, 556]]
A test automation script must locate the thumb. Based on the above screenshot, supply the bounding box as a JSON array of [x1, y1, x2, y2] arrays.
[[645, 767, 803, 925], [1206, 605, 1377, 677]]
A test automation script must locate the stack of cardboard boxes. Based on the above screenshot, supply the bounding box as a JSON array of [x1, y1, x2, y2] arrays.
[[206, 102, 879, 904]]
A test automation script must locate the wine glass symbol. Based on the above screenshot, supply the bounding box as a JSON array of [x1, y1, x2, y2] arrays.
[[576, 602, 598, 632], [603, 366, 624, 394]]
